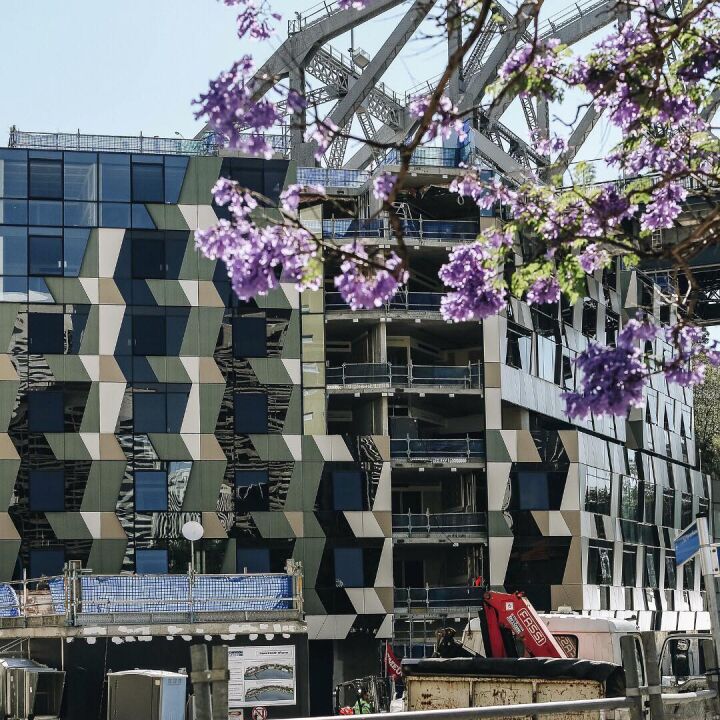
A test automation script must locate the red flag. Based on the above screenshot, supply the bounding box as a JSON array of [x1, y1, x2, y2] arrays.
[[385, 642, 402, 680]]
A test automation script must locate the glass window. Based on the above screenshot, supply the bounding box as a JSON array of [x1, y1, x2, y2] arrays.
[[643, 482, 656, 524], [0, 277, 28, 301], [28, 391, 64, 432], [134, 392, 166, 433], [235, 470, 270, 512], [0, 200, 27, 225], [0, 150, 28, 198], [29, 159, 62, 199], [588, 541, 613, 585], [234, 392, 268, 433], [64, 154, 97, 201], [99, 203, 131, 228], [135, 471, 168, 512], [136, 548, 168, 574], [334, 548, 364, 587], [132, 160, 164, 203], [164, 156, 187, 204], [28, 313, 65, 353], [620, 475, 641, 521], [132, 234, 165, 279], [166, 390, 188, 433], [506, 325, 532, 371], [28, 200, 62, 226], [662, 488, 675, 527], [683, 558, 695, 591], [681, 493, 693, 529], [0, 226, 27, 275], [64, 229, 90, 277], [645, 547, 660, 588], [64, 202, 97, 227], [30, 548, 65, 579], [585, 469, 611, 515], [133, 313, 166, 355], [514, 471, 549, 510], [29, 470, 64, 511], [666, 552, 677, 589], [131, 204, 155, 228], [29, 235, 63, 276], [236, 548, 270, 573], [99, 154, 130, 201], [623, 545, 637, 586], [332, 470, 364, 510], [233, 316, 267, 358]]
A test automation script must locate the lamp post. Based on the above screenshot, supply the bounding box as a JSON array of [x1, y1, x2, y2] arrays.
[[182, 520, 205, 575]]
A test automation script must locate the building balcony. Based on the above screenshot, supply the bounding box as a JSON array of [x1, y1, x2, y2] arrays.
[[325, 291, 443, 316], [394, 585, 486, 615], [392, 511, 487, 542], [297, 167, 370, 189], [316, 218, 481, 244], [326, 362, 482, 392], [390, 436, 485, 464]]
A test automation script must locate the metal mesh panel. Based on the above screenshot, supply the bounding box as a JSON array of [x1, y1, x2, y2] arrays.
[[0, 585, 20, 617]]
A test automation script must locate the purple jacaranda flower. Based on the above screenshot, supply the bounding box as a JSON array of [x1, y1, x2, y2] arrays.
[[334, 247, 407, 309], [280, 183, 326, 214], [373, 173, 397, 202], [526, 276, 561, 305], [578, 244, 610, 274], [642, 183, 687, 230]]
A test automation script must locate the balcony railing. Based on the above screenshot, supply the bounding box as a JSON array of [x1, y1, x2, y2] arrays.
[[297, 167, 370, 189], [390, 436, 485, 461], [320, 218, 480, 243], [326, 363, 482, 389], [392, 511, 487, 538], [394, 586, 487, 613], [381, 145, 473, 169], [325, 291, 443, 313]]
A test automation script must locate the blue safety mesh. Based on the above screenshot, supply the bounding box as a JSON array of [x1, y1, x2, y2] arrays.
[[0, 584, 19, 617], [48, 577, 66, 614]]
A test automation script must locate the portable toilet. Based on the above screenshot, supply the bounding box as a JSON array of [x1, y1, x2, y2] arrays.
[[107, 670, 186, 720]]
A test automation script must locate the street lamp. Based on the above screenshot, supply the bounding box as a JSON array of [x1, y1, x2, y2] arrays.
[[182, 520, 204, 574]]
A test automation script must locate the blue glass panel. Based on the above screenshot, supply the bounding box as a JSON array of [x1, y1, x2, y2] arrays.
[[100, 202, 131, 228], [235, 470, 270, 512], [28, 313, 64, 353], [234, 392, 268, 433], [28, 391, 64, 432], [134, 392, 166, 433], [64, 154, 97, 201], [136, 549, 168, 574], [133, 313, 166, 355], [0, 278, 27, 302], [64, 202, 97, 227], [99, 154, 130, 201], [131, 204, 156, 228], [166, 391, 188, 433], [236, 548, 270, 573], [233, 316, 267, 358], [332, 470, 363, 510], [28, 278, 53, 303], [29, 235, 63, 276], [164, 156, 188, 203], [64, 229, 90, 276], [0, 200, 27, 224], [29, 159, 62, 199], [334, 548, 364, 587], [0, 150, 27, 199], [28, 201, 62, 226], [0, 227, 27, 275], [29, 470, 64, 511], [517, 471, 550, 510], [30, 549, 65, 579], [135, 471, 168, 512], [132, 160, 164, 203]]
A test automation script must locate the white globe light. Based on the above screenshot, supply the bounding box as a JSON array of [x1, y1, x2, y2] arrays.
[[182, 521, 204, 542]]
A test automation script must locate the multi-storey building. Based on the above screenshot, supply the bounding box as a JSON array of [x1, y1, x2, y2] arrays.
[[0, 131, 710, 711]]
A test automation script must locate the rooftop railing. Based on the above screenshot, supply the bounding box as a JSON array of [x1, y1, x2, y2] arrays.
[[381, 145, 473, 169], [390, 436, 486, 462], [320, 218, 480, 243], [326, 362, 482, 389], [392, 511, 488, 538], [297, 167, 370, 189], [394, 585, 487, 613], [325, 291, 444, 313]]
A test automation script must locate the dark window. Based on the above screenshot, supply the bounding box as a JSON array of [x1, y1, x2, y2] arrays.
[[506, 538, 570, 587], [235, 470, 270, 512], [100, 203, 131, 227], [620, 475, 641, 521], [28, 200, 62, 225], [30, 548, 64, 578], [233, 316, 267, 358], [132, 159, 164, 203], [665, 552, 677, 589], [680, 493, 693, 529], [234, 393, 268, 433], [135, 471, 168, 512], [133, 313, 166, 355], [135, 548, 168, 574], [134, 390, 188, 434], [643, 482, 656, 524], [164, 157, 188, 204], [334, 548, 364, 587], [332, 470, 364, 510], [506, 325, 532, 371], [0, 150, 28, 198], [514, 471, 549, 510], [683, 559, 695, 591], [64, 229, 90, 277], [132, 234, 165, 279], [64, 201, 96, 227], [622, 545, 637, 586], [64, 154, 97, 201], [29, 235, 63, 276], [644, 547, 660, 588], [29, 160, 62, 199], [131, 204, 155, 228], [0, 226, 28, 275], [236, 548, 270, 573], [587, 541, 613, 585], [28, 313, 65, 354], [662, 488, 675, 527], [585, 469, 611, 515], [28, 391, 64, 432], [29, 470, 64, 511], [99, 154, 130, 202]]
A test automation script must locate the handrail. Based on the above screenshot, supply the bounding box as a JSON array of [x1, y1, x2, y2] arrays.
[[325, 291, 444, 312], [320, 218, 481, 243], [326, 362, 482, 389], [392, 511, 488, 536], [390, 436, 486, 460]]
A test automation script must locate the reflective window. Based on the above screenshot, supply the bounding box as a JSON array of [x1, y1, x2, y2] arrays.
[[99, 203, 131, 228], [132, 234, 165, 278], [29, 470, 65, 511], [662, 488, 675, 527], [131, 204, 155, 228], [136, 548, 168, 574], [0, 150, 28, 198], [643, 482, 656, 524], [506, 324, 532, 371], [236, 548, 270, 573], [334, 548, 364, 587], [64, 154, 97, 201], [28, 313, 65, 353], [99, 154, 130, 201], [64, 229, 90, 277], [0, 200, 27, 224], [29, 159, 62, 199], [30, 548, 65, 579], [133, 389, 188, 433], [0, 278, 28, 301], [234, 392, 268, 433], [28, 391, 64, 432], [623, 545, 637, 586], [514, 471, 549, 510], [683, 558, 695, 591], [0, 226, 28, 275], [132, 158, 164, 203], [620, 475, 641, 521], [64, 202, 96, 227], [666, 551, 677, 589], [164, 156, 187, 204], [233, 316, 267, 358], [29, 235, 63, 276], [585, 468, 611, 515], [133, 313, 166, 355], [135, 471, 168, 512], [645, 547, 660, 587], [28, 200, 62, 226], [235, 470, 270, 512], [588, 540, 613, 585], [506, 538, 571, 586], [332, 470, 363, 510]]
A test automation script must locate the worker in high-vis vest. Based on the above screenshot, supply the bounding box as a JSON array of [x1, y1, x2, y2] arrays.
[[353, 688, 373, 714]]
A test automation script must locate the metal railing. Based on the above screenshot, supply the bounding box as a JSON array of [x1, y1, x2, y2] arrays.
[[326, 363, 482, 389], [390, 436, 485, 461], [8, 127, 220, 156], [392, 511, 488, 538], [394, 585, 487, 612], [297, 166, 370, 188], [325, 291, 444, 312], [382, 145, 473, 169], [319, 218, 480, 243]]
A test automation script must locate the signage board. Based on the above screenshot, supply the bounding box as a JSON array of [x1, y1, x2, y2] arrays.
[[675, 521, 700, 566], [228, 645, 296, 709]]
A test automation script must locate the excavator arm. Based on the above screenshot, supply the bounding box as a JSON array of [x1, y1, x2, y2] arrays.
[[482, 591, 568, 659]]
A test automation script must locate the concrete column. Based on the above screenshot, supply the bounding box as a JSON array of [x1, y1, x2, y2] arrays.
[[289, 67, 316, 166]]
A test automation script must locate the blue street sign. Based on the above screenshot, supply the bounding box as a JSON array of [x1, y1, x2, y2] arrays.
[[675, 521, 700, 566]]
